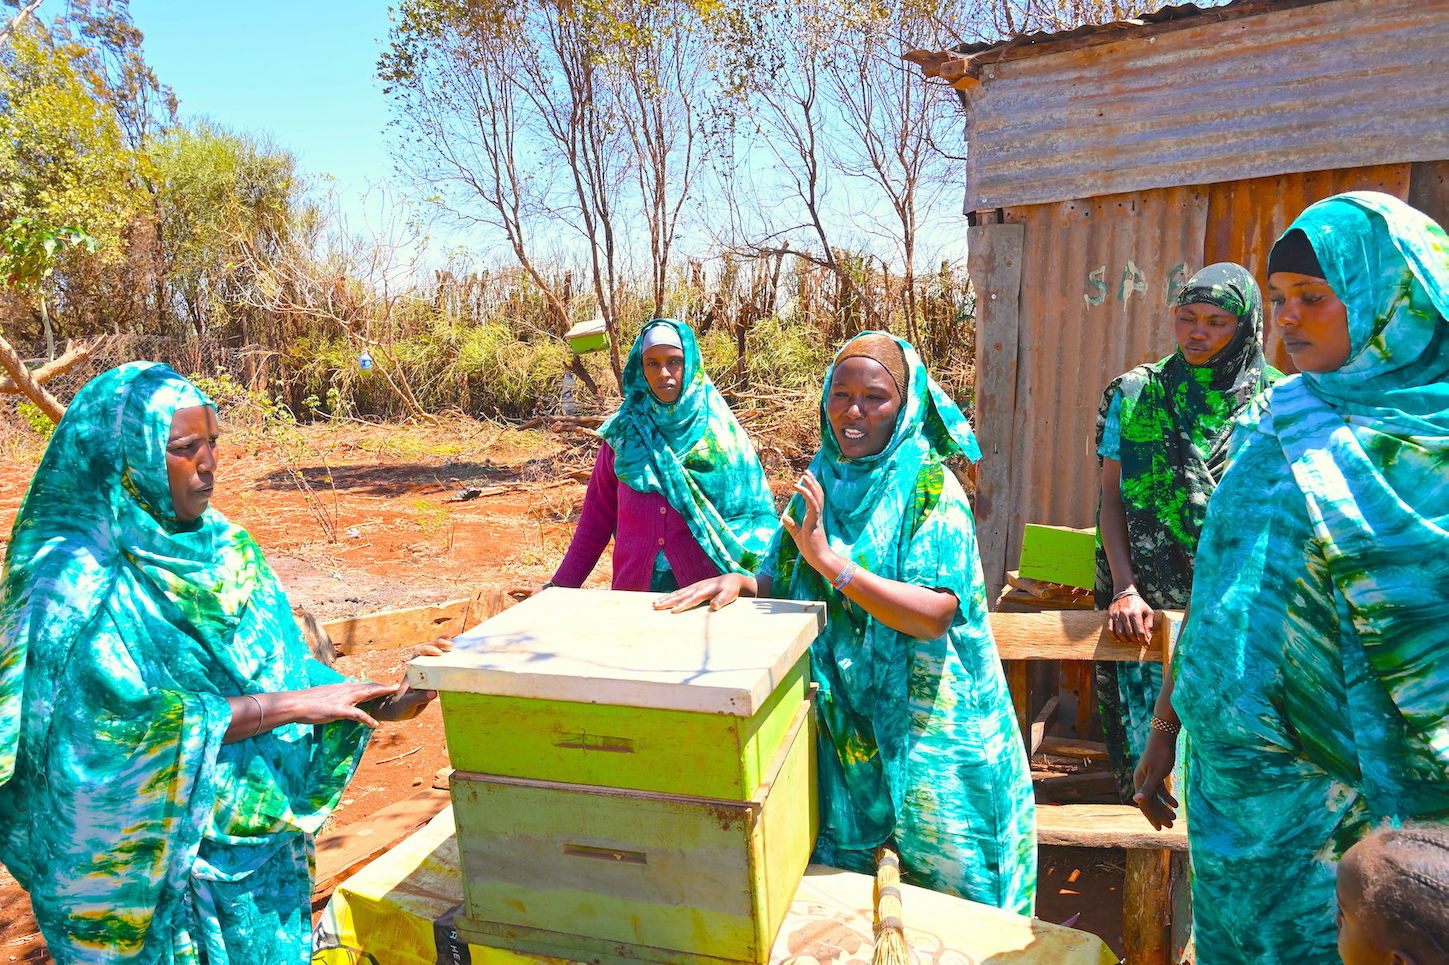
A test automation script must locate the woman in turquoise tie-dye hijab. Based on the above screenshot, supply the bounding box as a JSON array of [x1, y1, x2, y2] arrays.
[[0, 362, 435, 964], [1133, 193, 1449, 964], [657, 332, 1036, 912]]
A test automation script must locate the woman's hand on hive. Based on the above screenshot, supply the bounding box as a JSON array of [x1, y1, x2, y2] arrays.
[[288, 680, 399, 728], [1132, 728, 1180, 830], [1107, 590, 1155, 646], [782, 471, 831, 569], [652, 573, 757, 613], [367, 678, 438, 722], [412, 636, 453, 659]]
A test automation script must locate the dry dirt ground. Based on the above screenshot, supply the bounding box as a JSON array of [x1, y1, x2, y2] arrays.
[[0, 419, 1125, 962]]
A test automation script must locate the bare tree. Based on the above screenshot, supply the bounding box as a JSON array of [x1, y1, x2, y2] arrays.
[[0, 0, 46, 47], [820, 0, 961, 348], [601, 0, 709, 319], [728, 2, 886, 331], [383, 0, 656, 389]]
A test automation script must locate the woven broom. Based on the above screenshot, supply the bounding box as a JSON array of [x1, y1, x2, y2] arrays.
[[872, 843, 909, 965]]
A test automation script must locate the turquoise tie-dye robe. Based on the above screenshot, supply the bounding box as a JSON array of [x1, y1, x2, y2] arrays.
[[0, 363, 369, 964], [1174, 193, 1449, 963], [761, 332, 1036, 914]]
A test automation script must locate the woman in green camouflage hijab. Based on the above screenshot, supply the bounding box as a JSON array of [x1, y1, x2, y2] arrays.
[[0, 362, 432, 964], [1094, 263, 1280, 797]]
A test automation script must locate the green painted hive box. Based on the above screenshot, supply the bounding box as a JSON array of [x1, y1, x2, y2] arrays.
[[567, 318, 609, 355], [449, 700, 816, 965], [406, 588, 826, 964]]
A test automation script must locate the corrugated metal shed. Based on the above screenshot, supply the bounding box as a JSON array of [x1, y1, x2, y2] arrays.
[[916, 0, 1449, 210], [915, 0, 1449, 594]]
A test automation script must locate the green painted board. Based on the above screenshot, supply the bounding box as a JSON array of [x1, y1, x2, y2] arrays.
[[438, 656, 808, 800], [1017, 523, 1097, 590], [452, 703, 817, 965]]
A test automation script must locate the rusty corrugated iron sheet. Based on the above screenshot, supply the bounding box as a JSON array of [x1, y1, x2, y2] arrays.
[[1203, 163, 1413, 371], [955, 0, 1306, 57], [954, 0, 1449, 210], [988, 186, 1210, 575]]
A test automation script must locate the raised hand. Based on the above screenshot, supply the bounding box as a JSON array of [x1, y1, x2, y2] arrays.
[[781, 471, 831, 569]]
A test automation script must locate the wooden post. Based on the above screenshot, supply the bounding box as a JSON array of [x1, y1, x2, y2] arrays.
[[1124, 848, 1175, 965], [965, 222, 1024, 602]]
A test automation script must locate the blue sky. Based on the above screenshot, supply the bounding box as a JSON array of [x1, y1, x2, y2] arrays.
[[129, 1, 404, 231]]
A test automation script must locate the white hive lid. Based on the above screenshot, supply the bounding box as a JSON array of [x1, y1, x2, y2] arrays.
[[566, 318, 607, 339], [406, 588, 825, 715]]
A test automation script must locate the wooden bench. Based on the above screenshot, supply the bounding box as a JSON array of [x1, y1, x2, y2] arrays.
[[990, 609, 1191, 965]]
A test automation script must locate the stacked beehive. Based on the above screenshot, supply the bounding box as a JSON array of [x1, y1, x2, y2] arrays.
[[407, 588, 826, 965]]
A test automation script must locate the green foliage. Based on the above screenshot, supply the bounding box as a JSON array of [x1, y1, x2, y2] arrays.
[[190, 370, 296, 431], [0, 216, 98, 292], [148, 122, 301, 334], [16, 400, 55, 438], [0, 21, 145, 260]]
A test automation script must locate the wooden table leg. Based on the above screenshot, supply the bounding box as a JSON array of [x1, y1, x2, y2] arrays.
[[1005, 659, 1029, 744], [1170, 850, 1194, 964], [1123, 848, 1174, 965]]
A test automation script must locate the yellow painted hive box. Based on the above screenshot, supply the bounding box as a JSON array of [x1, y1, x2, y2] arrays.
[[406, 588, 827, 965]]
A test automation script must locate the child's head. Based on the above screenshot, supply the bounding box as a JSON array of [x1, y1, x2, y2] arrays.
[[1337, 823, 1449, 965]]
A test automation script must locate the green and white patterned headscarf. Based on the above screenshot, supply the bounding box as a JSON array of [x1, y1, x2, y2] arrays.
[[598, 318, 777, 574]]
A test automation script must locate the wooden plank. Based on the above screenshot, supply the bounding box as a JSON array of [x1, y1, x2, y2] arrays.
[[1031, 769, 1120, 803], [1004, 570, 1094, 605], [1124, 848, 1175, 965], [1170, 850, 1195, 964], [1061, 661, 1097, 737], [965, 222, 1024, 603], [990, 609, 1178, 662], [1017, 524, 1097, 590], [1037, 736, 1108, 761], [312, 787, 452, 900], [319, 589, 510, 656], [1029, 695, 1059, 756], [1035, 803, 1188, 851], [410, 589, 826, 715]]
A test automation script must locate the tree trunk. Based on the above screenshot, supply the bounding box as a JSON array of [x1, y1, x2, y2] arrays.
[[0, 331, 64, 422]]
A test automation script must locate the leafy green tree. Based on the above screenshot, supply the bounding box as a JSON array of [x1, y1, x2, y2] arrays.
[[148, 121, 302, 339], [0, 18, 144, 261]]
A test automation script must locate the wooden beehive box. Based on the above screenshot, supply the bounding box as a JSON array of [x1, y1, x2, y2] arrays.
[[407, 588, 826, 965]]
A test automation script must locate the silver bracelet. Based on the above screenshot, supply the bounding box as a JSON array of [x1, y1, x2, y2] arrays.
[[245, 693, 266, 739], [1111, 586, 1141, 602]]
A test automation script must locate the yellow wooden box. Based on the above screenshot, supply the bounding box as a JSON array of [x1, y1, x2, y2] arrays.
[[406, 588, 827, 964]]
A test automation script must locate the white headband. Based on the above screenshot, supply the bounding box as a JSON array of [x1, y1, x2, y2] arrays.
[[640, 323, 683, 352]]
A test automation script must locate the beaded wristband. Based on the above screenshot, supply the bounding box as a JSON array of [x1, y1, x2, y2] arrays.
[[831, 562, 857, 591], [1149, 715, 1181, 736]]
